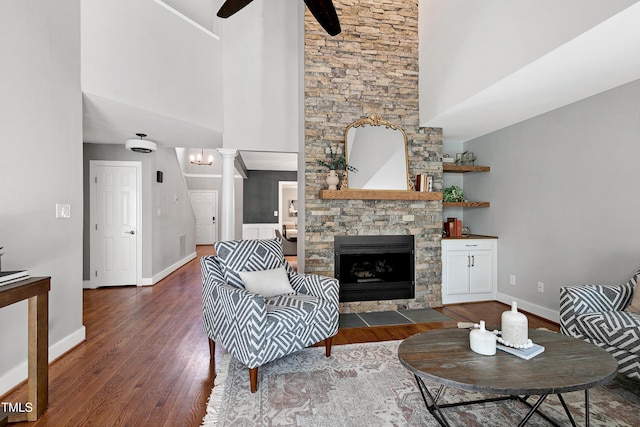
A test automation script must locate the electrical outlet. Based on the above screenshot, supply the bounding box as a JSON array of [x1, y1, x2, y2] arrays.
[[537, 282, 544, 293], [273, 211, 278, 217], [509, 274, 516, 286]]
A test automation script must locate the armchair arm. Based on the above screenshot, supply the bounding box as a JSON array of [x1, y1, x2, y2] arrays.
[[288, 272, 339, 309], [559, 283, 634, 336]]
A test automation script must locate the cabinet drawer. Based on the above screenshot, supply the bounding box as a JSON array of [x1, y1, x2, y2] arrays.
[[444, 239, 494, 251]]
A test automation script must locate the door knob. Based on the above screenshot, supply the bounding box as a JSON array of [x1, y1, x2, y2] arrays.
[[125, 231, 135, 235]]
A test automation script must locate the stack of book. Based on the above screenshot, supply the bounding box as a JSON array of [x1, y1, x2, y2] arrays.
[[445, 218, 462, 237], [415, 174, 432, 192], [0, 270, 30, 286]]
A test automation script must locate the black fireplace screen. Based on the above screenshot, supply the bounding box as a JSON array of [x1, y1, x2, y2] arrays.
[[334, 235, 415, 302]]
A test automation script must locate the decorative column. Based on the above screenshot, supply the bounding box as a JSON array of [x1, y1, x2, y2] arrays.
[[217, 148, 238, 241]]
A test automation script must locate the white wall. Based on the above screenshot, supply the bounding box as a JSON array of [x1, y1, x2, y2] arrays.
[[82, 0, 223, 131], [0, 0, 85, 394], [419, 0, 638, 127], [222, 0, 302, 152], [463, 79, 640, 320]]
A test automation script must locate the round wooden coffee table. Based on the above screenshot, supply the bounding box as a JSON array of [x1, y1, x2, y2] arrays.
[[398, 328, 618, 427]]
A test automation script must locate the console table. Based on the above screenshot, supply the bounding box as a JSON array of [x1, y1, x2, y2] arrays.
[[0, 277, 50, 422]]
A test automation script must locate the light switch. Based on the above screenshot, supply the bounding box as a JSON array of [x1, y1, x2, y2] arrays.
[[56, 203, 71, 219], [274, 211, 278, 217]]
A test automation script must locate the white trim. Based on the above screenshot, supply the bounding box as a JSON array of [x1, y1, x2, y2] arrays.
[[0, 326, 86, 396], [89, 161, 143, 287], [182, 173, 244, 179], [141, 251, 197, 286], [496, 292, 560, 323], [151, 0, 220, 40]]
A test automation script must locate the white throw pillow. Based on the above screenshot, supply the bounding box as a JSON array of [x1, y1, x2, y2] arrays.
[[239, 266, 295, 297]]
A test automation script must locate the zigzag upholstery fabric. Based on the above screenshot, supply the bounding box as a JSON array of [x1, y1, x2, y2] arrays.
[[560, 270, 640, 380], [201, 239, 339, 379]]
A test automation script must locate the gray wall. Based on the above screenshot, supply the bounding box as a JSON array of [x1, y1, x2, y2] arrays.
[[0, 0, 85, 394], [463, 78, 640, 320], [83, 144, 196, 282], [243, 171, 297, 223]]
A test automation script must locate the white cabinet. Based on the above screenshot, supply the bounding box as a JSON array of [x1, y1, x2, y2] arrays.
[[442, 238, 497, 304]]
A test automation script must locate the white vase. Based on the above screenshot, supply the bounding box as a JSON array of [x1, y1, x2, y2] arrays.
[[501, 301, 528, 346], [326, 170, 340, 190], [470, 320, 496, 356]]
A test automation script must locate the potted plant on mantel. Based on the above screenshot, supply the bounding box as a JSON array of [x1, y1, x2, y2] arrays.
[[316, 147, 357, 190]]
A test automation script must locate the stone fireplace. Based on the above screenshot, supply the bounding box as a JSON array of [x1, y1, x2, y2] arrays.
[[335, 235, 415, 302], [303, 0, 443, 313]]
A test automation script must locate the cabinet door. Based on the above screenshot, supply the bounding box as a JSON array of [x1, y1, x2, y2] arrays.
[[469, 250, 493, 293], [445, 251, 470, 295]]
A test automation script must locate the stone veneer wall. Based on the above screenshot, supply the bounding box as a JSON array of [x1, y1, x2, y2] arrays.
[[304, 0, 444, 313]]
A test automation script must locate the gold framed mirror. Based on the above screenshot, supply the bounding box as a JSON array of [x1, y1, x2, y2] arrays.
[[342, 114, 413, 190]]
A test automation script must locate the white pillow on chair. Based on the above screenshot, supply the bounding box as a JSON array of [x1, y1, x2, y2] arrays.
[[239, 267, 295, 297]]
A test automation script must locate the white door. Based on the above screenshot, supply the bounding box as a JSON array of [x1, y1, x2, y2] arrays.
[[95, 164, 138, 286], [190, 191, 218, 245]]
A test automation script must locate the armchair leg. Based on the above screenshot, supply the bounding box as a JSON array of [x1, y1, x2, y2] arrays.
[[249, 367, 258, 393], [325, 336, 333, 357], [208, 338, 215, 367]]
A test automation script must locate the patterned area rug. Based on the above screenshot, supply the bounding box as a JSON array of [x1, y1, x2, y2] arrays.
[[202, 340, 640, 426]]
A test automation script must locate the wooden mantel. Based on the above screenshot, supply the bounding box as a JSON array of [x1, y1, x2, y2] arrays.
[[319, 189, 443, 201]]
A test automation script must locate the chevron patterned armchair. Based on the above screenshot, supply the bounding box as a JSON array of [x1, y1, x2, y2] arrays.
[[560, 269, 640, 380], [201, 238, 339, 392]]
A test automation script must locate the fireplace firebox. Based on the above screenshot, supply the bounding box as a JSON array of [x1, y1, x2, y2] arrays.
[[334, 235, 415, 302]]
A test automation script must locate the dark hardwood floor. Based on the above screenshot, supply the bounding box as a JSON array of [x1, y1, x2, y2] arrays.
[[1, 245, 558, 426]]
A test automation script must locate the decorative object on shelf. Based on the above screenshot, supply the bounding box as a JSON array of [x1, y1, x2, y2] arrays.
[[462, 226, 470, 236], [317, 146, 356, 190], [455, 151, 476, 166], [442, 153, 455, 163], [326, 170, 340, 190], [501, 301, 529, 347], [190, 148, 214, 166], [443, 186, 465, 202], [469, 320, 496, 356], [125, 133, 157, 153]]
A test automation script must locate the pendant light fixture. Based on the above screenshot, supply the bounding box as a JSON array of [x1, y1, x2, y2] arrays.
[[190, 148, 214, 166], [125, 133, 157, 153]]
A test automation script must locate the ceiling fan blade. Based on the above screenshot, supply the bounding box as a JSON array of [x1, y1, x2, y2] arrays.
[[304, 0, 341, 36], [217, 0, 255, 18]]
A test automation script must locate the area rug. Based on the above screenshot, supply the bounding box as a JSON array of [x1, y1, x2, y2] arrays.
[[202, 340, 640, 426]]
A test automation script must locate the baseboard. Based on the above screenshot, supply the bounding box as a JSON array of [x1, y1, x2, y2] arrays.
[[496, 292, 559, 323], [83, 279, 97, 289], [0, 325, 86, 396], [141, 251, 197, 286]]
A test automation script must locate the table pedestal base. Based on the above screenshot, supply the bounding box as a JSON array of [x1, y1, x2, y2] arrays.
[[414, 375, 589, 427]]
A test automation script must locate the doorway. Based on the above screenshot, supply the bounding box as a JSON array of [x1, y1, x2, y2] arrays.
[[189, 190, 218, 245], [89, 161, 142, 287]]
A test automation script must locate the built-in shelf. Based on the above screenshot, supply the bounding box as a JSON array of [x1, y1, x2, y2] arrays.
[[443, 163, 491, 208], [443, 201, 490, 208], [319, 189, 442, 201], [443, 164, 491, 173]]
